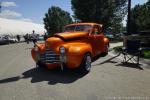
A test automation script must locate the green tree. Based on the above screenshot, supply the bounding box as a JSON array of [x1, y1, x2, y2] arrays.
[[130, 0, 150, 33], [43, 6, 72, 36], [111, 17, 124, 34], [71, 0, 127, 30]]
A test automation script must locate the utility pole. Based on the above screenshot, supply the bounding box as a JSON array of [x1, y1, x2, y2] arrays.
[[123, 0, 131, 47], [127, 0, 131, 35]]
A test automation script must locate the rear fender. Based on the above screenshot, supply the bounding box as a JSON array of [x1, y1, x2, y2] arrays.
[[103, 37, 109, 46], [102, 37, 109, 53]]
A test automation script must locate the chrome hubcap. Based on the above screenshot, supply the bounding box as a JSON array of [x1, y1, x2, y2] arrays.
[[85, 55, 91, 71], [105, 45, 109, 52]]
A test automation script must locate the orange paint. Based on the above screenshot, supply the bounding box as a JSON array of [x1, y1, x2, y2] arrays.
[[31, 23, 109, 69]]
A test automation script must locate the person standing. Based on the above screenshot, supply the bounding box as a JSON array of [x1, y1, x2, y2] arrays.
[[32, 30, 37, 47], [16, 35, 20, 42], [26, 33, 29, 44], [44, 32, 47, 41]]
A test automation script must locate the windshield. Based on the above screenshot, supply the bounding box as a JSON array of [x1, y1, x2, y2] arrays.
[[64, 25, 92, 32]]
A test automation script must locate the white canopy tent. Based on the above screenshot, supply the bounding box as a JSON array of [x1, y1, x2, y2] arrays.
[[0, 18, 46, 36]]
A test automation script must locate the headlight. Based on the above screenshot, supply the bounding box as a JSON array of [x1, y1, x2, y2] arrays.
[[34, 46, 39, 52], [59, 46, 65, 54], [59, 46, 66, 63]]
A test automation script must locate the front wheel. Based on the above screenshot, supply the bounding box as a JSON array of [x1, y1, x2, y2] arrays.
[[36, 62, 45, 69], [79, 53, 92, 73]]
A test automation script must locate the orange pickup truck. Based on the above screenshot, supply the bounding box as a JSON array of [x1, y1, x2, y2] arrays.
[[31, 23, 109, 73]]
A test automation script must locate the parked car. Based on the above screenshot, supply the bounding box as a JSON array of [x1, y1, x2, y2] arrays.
[[104, 31, 114, 40], [9, 37, 18, 43], [0, 36, 9, 45], [115, 33, 124, 39], [38, 35, 44, 41], [31, 23, 109, 73], [0, 35, 17, 45]]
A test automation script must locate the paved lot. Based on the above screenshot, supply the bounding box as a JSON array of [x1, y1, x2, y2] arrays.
[[0, 43, 150, 100], [109, 42, 123, 49]]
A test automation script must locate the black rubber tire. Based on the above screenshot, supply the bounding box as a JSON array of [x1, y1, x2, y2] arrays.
[[101, 44, 109, 57], [79, 53, 92, 73], [36, 62, 45, 69]]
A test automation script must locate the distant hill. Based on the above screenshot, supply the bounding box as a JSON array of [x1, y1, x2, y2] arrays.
[[0, 18, 46, 36]]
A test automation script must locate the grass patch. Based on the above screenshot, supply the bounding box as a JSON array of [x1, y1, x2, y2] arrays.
[[143, 50, 150, 59], [113, 46, 123, 52], [113, 46, 150, 60]]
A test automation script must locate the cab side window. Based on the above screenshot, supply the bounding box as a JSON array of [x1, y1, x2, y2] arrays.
[[92, 25, 102, 35]]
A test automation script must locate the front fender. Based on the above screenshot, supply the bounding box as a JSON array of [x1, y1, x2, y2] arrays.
[[31, 43, 45, 62], [68, 43, 92, 56], [36, 43, 45, 53], [62, 43, 92, 68]]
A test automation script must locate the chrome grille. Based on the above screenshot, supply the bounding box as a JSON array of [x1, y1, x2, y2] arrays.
[[40, 49, 61, 64], [40, 54, 45, 62]]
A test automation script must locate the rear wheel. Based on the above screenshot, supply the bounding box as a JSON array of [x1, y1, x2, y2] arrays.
[[101, 43, 109, 56], [79, 53, 92, 73]]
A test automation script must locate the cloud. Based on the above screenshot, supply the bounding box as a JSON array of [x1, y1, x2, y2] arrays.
[[1, 1, 17, 7], [20, 18, 33, 22], [0, 2, 34, 23], [0, 10, 33, 22], [0, 10, 22, 19]]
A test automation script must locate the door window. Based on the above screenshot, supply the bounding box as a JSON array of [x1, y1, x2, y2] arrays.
[[92, 25, 102, 35]]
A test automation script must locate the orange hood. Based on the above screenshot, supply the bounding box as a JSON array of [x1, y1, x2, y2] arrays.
[[54, 31, 88, 40]]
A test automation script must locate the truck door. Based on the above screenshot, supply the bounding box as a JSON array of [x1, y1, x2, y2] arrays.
[[92, 25, 104, 55]]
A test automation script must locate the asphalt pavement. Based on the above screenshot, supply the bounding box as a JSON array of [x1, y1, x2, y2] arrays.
[[0, 42, 150, 100]]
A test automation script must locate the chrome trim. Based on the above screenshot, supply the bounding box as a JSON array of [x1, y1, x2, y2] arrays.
[[40, 49, 61, 64]]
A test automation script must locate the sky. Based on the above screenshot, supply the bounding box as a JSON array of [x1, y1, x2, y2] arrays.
[[0, 0, 148, 25]]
